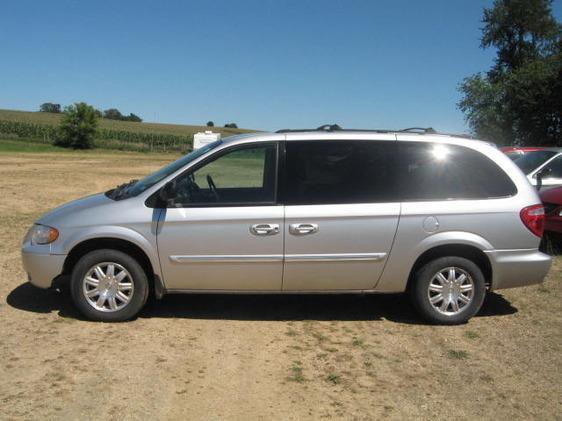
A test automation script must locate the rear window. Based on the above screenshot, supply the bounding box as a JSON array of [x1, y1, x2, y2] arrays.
[[513, 150, 557, 174], [398, 142, 517, 200]]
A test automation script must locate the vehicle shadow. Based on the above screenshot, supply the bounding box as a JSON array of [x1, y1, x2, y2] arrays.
[[6, 282, 518, 323]]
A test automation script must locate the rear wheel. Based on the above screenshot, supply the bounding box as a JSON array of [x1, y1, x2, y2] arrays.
[[70, 249, 149, 322], [410, 256, 486, 325]]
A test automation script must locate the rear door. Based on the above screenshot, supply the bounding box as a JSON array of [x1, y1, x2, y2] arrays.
[[281, 137, 400, 290]]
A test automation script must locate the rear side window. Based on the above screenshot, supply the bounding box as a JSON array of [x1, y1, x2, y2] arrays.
[[284, 140, 397, 205], [398, 142, 517, 200]]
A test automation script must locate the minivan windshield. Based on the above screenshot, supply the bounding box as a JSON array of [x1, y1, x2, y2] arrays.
[[512, 150, 557, 174], [106, 140, 222, 200]]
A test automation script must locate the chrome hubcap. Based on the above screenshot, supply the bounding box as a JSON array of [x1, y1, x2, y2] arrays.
[[82, 262, 134, 312], [428, 267, 474, 316]]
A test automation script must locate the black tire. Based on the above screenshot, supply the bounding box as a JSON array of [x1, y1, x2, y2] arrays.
[[410, 256, 486, 325], [70, 249, 149, 322]]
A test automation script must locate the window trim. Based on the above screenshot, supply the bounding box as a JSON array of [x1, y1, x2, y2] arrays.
[[147, 141, 281, 208]]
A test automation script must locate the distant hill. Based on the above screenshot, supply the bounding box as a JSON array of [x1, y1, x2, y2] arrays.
[[0, 109, 255, 152]]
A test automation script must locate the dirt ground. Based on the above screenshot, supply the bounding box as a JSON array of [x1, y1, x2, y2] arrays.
[[0, 150, 561, 420]]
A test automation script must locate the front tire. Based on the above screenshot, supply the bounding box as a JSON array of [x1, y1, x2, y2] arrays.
[[70, 249, 149, 322], [410, 256, 486, 325]]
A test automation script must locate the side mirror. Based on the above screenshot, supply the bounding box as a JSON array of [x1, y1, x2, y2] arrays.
[[535, 167, 552, 191], [158, 181, 177, 205]]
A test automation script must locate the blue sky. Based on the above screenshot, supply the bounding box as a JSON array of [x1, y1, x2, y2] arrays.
[[1, 0, 560, 132]]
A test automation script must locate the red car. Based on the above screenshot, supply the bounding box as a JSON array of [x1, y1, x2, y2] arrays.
[[539, 186, 562, 234], [500, 146, 545, 160]]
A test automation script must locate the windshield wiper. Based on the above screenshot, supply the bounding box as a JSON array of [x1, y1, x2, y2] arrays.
[[106, 179, 138, 200]]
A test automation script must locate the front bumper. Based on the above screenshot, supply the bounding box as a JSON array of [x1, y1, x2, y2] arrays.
[[21, 247, 66, 289], [485, 249, 552, 290]]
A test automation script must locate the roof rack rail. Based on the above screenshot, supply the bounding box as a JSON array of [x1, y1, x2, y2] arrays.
[[276, 124, 395, 134], [398, 127, 476, 139], [276, 124, 343, 133], [275, 125, 476, 139], [399, 127, 437, 134]]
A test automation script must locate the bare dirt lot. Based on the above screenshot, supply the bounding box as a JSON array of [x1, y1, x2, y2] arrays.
[[1, 150, 561, 420]]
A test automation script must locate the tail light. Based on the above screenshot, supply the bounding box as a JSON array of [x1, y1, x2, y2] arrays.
[[520, 204, 545, 238]]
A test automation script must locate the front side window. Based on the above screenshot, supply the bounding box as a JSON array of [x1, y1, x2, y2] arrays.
[[398, 142, 517, 200], [542, 155, 562, 178], [284, 140, 397, 205], [170, 143, 277, 206]]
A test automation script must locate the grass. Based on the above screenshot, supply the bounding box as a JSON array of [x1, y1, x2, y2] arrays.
[[447, 350, 469, 360], [0, 138, 71, 153], [0, 138, 180, 156], [351, 337, 365, 347], [464, 330, 480, 340], [326, 372, 342, 385], [287, 361, 306, 383]]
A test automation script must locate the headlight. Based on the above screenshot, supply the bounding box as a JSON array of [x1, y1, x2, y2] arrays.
[[30, 224, 59, 245]]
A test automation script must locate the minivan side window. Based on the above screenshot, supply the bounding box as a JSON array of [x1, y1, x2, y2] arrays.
[[398, 142, 517, 200], [284, 140, 397, 205], [170, 143, 277, 206]]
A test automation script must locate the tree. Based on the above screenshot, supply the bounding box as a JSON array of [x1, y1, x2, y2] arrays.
[[224, 123, 238, 129], [124, 113, 142, 122], [481, 0, 559, 80], [458, 0, 561, 146], [206, 121, 214, 127], [39, 103, 61, 113], [103, 108, 124, 120], [55, 102, 99, 149]]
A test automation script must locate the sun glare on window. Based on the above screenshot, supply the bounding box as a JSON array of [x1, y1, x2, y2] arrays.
[[431, 145, 449, 161]]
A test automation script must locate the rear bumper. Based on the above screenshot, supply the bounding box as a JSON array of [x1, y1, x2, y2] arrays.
[[485, 249, 552, 290], [21, 248, 66, 289]]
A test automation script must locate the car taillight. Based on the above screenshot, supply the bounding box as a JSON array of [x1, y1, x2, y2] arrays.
[[520, 204, 545, 238]]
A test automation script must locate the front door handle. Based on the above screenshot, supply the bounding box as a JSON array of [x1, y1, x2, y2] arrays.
[[289, 223, 319, 235], [250, 223, 279, 236]]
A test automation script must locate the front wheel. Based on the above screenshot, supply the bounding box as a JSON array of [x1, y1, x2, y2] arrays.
[[410, 256, 486, 325], [70, 249, 149, 322]]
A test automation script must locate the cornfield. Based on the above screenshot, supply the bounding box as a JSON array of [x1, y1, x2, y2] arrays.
[[0, 120, 193, 152]]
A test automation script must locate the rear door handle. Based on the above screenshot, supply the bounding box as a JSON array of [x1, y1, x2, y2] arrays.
[[289, 223, 319, 235], [250, 223, 279, 236]]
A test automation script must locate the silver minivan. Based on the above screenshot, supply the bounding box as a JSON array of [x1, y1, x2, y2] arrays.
[[21, 128, 552, 324]]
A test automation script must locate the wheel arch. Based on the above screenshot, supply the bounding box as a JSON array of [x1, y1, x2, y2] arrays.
[[62, 237, 157, 292], [406, 243, 493, 292]]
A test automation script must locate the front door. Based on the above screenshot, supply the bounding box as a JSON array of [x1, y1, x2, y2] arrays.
[[157, 142, 283, 291], [281, 138, 400, 290]]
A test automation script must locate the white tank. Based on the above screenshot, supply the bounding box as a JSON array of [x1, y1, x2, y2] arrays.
[[193, 131, 221, 149]]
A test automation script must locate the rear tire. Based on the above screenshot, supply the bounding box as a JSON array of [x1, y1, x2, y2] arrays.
[[70, 249, 149, 322], [410, 256, 486, 325]]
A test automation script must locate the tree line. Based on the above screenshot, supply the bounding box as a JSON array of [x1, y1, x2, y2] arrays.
[[40, 102, 143, 122], [41, 103, 239, 130]]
